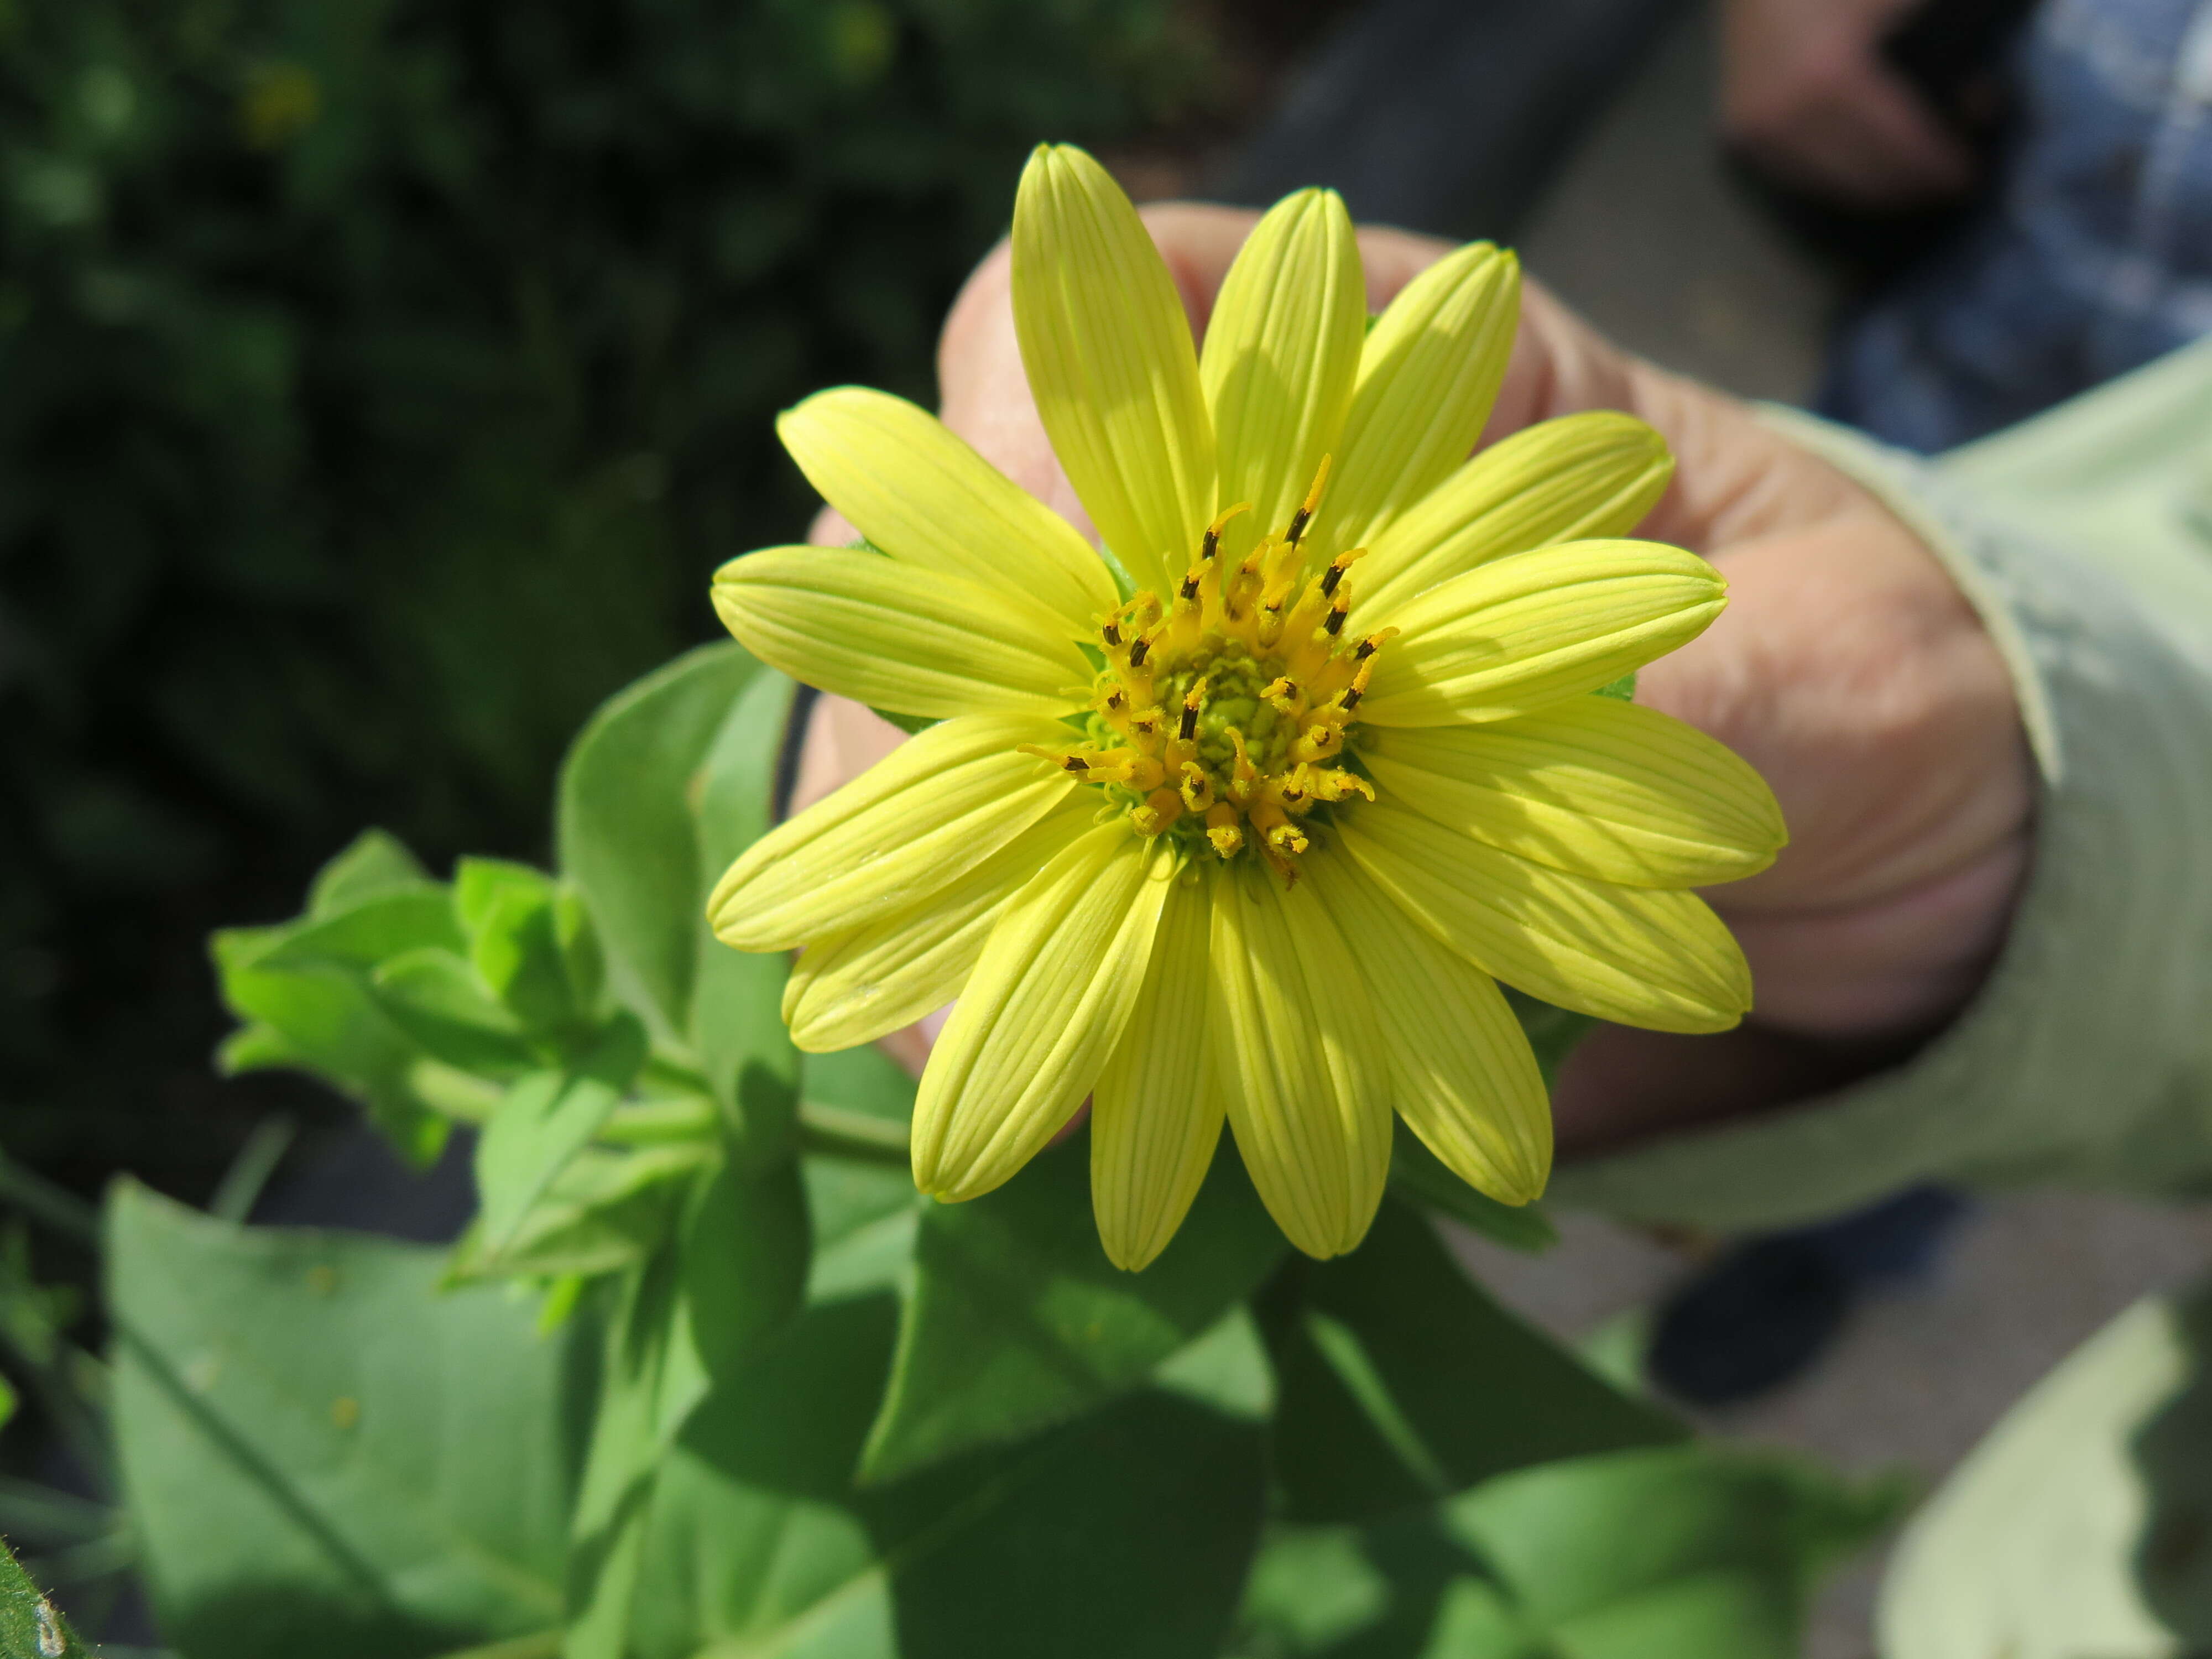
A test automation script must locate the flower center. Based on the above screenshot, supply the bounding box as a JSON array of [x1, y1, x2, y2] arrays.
[[1024, 460, 1394, 881]]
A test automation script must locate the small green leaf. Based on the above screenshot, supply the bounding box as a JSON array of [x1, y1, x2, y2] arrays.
[[305, 829, 430, 919], [453, 856, 554, 940], [1595, 670, 1637, 702], [1261, 1198, 1683, 1524], [0, 1533, 85, 1658], [462, 868, 585, 1037], [446, 1143, 710, 1284], [556, 642, 768, 1046], [211, 916, 451, 1165], [254, 886, 465, 972], [107, 1182, 581, 1659], [474, 1014, 648, 1254], [369, 947, 536, 1077], [858, 1130, 1285, 1484], [868, 706, 940, 736]]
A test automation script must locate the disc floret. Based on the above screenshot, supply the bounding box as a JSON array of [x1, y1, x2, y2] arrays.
[[1022, 461, 1392, 882]]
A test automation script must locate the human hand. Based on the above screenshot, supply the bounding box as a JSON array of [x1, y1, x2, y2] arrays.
[[796, 203, 2032, 1157], [1719, 0, 1977, 208]]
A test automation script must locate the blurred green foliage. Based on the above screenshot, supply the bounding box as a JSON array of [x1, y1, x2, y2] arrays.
[[0, 0, 1205, 1180]]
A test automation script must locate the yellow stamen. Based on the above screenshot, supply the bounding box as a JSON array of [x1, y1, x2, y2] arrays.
[[1055, 455, 1395, 881]]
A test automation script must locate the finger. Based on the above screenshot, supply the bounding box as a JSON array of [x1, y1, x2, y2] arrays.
[[1714, 836, 2028, 1035], [1841, 70, 1977, 200], [1488, 284, 1870, 552], [1752, 74, 1975, 206]]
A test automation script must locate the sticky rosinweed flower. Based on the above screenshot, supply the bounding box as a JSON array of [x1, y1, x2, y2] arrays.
[[707, 144, 1784, 1269]]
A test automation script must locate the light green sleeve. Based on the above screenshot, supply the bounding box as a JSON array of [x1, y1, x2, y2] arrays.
[[1547, 335, 2212, 1232]]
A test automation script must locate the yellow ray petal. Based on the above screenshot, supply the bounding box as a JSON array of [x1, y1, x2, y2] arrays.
[[1363, 700, 1785, 888], [1337, 801, 1752, 1034], [783, 796, 1099, 1052], [707, 713, 1077, 953], [1092, 871, 1224, 1271], [1011, 143, 1215, 594], [1208, 862, 1391, 1259], [1306, 853, 1550, 1204], [1313, 241, 1520, 561], [912, 823, 1170, 1202], [1360, 539, 1726, 727], [1198, 187, 1364, 560], [712, 546, 1091, 720], [776, 387, 1117, 636], [1355, 411, 1674, 619]]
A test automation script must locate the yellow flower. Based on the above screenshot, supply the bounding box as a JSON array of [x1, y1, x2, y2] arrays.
[[708, 144, 1783, 1270]]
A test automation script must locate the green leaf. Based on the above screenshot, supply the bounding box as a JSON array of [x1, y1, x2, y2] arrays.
[[446, 1144, 712, 1285], [1448, 1447, 1905, 1654], [458, 862, 593, 1039], [627, 1295, 1267, 1659], [107, 1181, 583, 1659], [474, 1014, 648, 1255], [368, 947, 538, 1077], [1879, 1285, 2212, 1659], [254, 886, 466, 973], [1230, 1445, 1902, 1659], [556, 642, 769, 1047], [1387, 1133, 1558, 1254], [1261, 1198, 1684, 1524], [566, 1157, 811, 1655], [868, 706, 940, 736], [796, 1046, 923, 1304], [0, 1532, 86, 1658], [803, 1045, 918, 1128], [306, 829, 431, 919], [689, 665, 802, 1154], [1595, 670, 1637, 703], [858, 1129, 1285, 1484], [212, 917, 451, 1165]]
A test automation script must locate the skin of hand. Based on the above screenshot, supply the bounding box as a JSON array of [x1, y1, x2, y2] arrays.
[[794, 205, 2033, 1158], [1719, 0, 1977, 208]]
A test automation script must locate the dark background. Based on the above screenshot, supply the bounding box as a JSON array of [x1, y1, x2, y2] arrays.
[[0, 0, 1369, 1204]]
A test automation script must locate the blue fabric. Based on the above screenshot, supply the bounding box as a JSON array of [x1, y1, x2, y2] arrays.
[[1825, 0, 2212, 450]]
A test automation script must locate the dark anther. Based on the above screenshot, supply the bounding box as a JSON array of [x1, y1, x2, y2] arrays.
[[1128, 637, 1150, 668], [1180, 572, 1201, 599], [1354, 634, 1380, 659], [1320, 561, 1347, 596], [1341, 687, 1362, 711], [1105, 688, 1127, 710], [1286, 506, 1313, 546], [1063, 756, 1088, 772], [1178, 701, 1200, 740], [1102, 622, 1122, 646], [1324, 605, 1348, 637], [1201, 528, 1222, 562]]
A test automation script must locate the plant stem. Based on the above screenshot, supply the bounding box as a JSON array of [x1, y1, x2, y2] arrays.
[[427, 1629, 564, 1659], [0, 1152, 98, 1245], [796, 1100, 910, 1165], [598, 1094, 718, 1144], [209, 1117, 296, 1223]]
